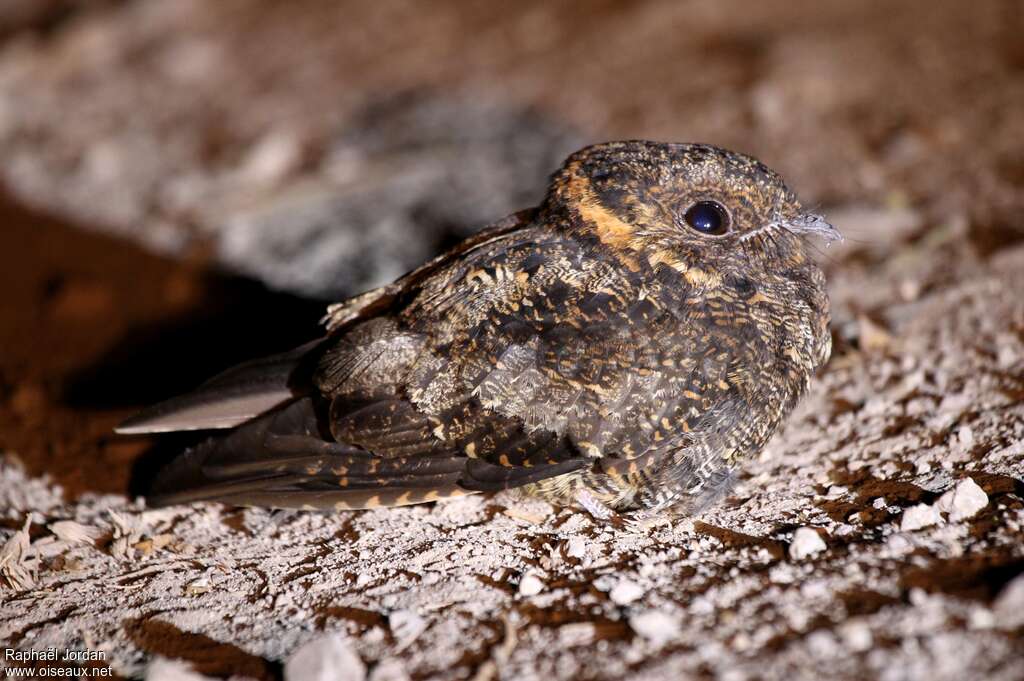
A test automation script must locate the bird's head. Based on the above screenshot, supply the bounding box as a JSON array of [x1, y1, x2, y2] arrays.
[[545, 141, 840, 281]]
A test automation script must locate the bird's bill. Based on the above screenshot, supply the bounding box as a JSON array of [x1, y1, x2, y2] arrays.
[[786, 212, 842, 244]]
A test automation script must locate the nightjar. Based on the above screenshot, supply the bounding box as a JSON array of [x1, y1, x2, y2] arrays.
[[119, 141, 839, 519]]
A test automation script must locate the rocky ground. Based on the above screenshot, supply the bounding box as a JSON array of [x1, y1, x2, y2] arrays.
[[1, 1, 1023, 679]]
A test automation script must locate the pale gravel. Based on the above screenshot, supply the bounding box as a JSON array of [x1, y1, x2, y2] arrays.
[[2, 242, 1023, 680], [284, 633, 366, 681], [935, 478, 989, 522], [788, 528, 827, 560]]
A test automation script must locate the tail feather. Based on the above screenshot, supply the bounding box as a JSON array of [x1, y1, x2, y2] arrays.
[[116, 339, 325, 434]]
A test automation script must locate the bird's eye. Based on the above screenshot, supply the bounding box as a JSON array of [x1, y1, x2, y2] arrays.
[[684, 201, 730, 236]]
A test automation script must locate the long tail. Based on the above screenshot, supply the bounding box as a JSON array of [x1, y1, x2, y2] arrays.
[[116, 340, 325, 434]]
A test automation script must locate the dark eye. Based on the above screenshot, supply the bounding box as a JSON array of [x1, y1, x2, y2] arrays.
[[684, 201, 730, 236]]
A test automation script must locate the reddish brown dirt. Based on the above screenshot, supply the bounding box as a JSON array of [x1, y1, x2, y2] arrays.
[[0, 197, 323, 500]]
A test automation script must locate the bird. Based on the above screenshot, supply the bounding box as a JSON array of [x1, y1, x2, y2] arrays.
[[117, 140, 839, 520]]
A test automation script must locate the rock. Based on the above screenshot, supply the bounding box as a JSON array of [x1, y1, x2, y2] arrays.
[[565, 536, 587, 559], [558, 622, 597, 647], [145, 658, 215, 681], [885, 533, 915, 556], [789, 527, 827, 560], [838, 621, 873, 652], [992, 574, 1024, 630], [935, 478, 988, 522], [1, 9, 583, 300], [629, 610, 681, 647], [518, 572, 545, 597], [184, 577, 212, 596], [857, 315, 893, 352], [368, 659, 411, 681], [955, 425, 975, 450], [285, 633, 366, 681], [388, 610, 427, 651], [609, 579, 645, 605], [806, 630, 838, 657], [899, 503, 943, 531]]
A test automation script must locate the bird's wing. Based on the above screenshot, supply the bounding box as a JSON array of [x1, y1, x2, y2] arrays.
[[320, 209, 536, 333]]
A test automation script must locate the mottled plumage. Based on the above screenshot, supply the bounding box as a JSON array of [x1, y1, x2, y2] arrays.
[[119, 141, 838, 518]]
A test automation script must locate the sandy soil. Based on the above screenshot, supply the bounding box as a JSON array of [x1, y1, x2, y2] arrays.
[[1, 1, 1023, 679]]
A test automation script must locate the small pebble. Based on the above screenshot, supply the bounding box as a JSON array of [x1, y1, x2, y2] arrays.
[[993, 573, 1024, 630], [609, 579, 645, 605], [806, 630, 838, 657], [769, 564, 796, 584], [518, 572, 545, 596], [565, 536, 587, 559], [899, 503, 943, 531], [558, 622, 597, 646], [285, 633, 365, 681], [857, 314, 892, 351], [789, 527, 827, 560], [968, 608, 996, 630], [388, 610, 426, 650], [885, 533, 915, 554], [629, 610, 680, 647], [368, 659, 410, 681], [185, 578, 211, 595], [839, 621, 873, 652], [146, 658, 213, 681], [935, 478, 988, 521]]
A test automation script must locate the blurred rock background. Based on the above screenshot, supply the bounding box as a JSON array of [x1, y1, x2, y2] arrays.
[[1, 1, 1022, 680], [2, 0, 1021, 297]]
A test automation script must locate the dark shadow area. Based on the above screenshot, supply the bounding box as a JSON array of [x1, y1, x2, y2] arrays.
[[0, 0, 122, 43], [836, 588, 902, 617], [61, 272, 325, 409], [0, 192, 334, 499], [125, 430, 209, 500]]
